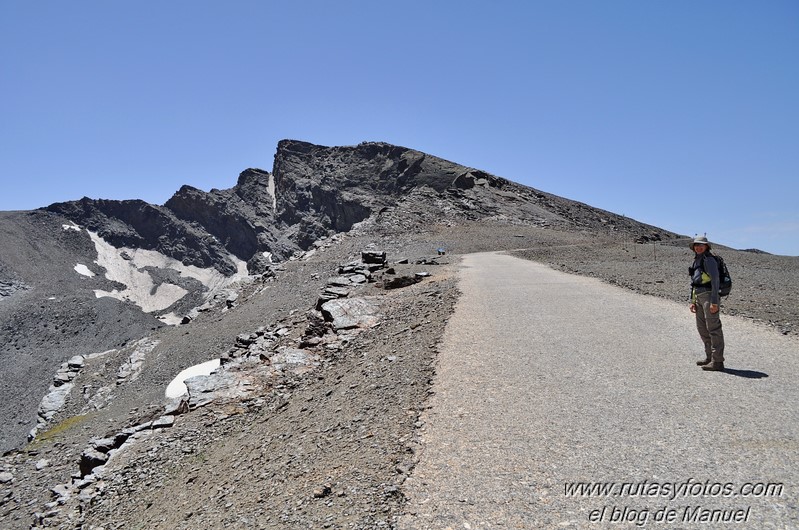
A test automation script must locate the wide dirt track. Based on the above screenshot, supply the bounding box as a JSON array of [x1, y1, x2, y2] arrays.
[[399, 252, 798, 529]]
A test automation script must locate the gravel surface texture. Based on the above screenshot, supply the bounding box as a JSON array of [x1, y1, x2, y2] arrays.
[[400, 252, 798, 529]]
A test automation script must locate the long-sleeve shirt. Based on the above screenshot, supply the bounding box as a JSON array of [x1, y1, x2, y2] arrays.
[[691, 251, 721, 305]]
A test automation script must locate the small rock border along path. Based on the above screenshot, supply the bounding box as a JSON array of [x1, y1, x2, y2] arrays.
[[399, 252, 798, 529]]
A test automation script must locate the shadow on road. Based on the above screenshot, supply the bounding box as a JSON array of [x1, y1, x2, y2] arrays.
[[722, 368, 769, 379]]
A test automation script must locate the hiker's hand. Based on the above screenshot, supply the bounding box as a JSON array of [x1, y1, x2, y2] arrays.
[[710, 304, 719, 314], [690, 303, 696, 313]]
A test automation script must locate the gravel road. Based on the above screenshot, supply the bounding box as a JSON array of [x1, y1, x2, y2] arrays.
[[399, 252, 798, 529]]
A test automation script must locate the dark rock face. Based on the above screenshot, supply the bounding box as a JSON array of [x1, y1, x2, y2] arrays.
[[164, 168, 288, 261], [270, 140, 677, 246], [272, 140, 466, 235], [46, 198, 240, 276], [43, 139, 678, 279]]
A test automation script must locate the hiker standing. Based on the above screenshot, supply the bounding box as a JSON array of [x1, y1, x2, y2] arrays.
[[689, 236, 725, 371]]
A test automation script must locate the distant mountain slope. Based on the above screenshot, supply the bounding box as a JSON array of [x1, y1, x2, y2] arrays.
[[0, 139, 678, 453], [46, 139, 677, 275]]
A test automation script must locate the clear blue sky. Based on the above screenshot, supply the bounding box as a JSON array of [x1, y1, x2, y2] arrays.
[[1, 1, 797, 255]]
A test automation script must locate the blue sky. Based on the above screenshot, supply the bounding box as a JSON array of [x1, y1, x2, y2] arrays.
[[1, 1, 797, 255]]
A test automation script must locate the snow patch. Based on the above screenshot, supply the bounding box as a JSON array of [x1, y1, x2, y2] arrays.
[[62, 222, 81, 232], [86, 230, 249, 316], [165, 358, 221, 399], [157, 313, 183, 326], [74, 264, 96, 277], [267, 173, 277, 210]]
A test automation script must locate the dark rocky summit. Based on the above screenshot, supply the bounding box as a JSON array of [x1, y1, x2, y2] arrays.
[[0, 139, 795, 529], [45, 140, 676, 281]]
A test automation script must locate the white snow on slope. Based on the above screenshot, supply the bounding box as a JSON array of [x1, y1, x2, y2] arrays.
[[86, 230, 248, 315], [267, 173, 277, 211], [74, 264, 95, 277], [165, 358, 221, 399], [62, 222, 81, 232]]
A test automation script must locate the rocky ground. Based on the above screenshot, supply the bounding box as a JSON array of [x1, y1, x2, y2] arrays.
[[2, 218, 796, 529], [1, 140, 796, 529]]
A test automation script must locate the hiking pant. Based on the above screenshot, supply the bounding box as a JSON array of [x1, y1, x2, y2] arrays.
[[695, 291, 725, 362]]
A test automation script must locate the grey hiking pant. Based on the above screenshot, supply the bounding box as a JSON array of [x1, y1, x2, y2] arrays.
[[695, 291, 725, 362]]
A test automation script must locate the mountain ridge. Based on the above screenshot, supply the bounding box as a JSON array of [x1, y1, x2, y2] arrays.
[[3, 138, 679, 457], [4, 138, 749, 529], [43, 139, 678, 274]]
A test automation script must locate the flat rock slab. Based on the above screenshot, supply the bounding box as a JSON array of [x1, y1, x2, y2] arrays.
[[270, 347, 320, 375], [320, 298, 381, 330], [185, 370, 252, 409]]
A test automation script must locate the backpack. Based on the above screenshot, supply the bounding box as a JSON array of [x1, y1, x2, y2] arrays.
[[707, 254, 733, 297]]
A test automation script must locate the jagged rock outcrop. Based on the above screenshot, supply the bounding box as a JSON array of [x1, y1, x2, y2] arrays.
[[164, 168, 293, 261], [271, 140, 470, 248], [271, 139, 676, 246], [45, 198, 240, 275], [43, 139, 677, 283]]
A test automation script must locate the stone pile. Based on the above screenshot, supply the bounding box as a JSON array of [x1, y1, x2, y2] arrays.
[[219, 326, 286, 365], [315, 250, 386, 309]]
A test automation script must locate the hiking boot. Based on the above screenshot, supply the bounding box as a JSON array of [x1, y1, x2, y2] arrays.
[[701, 362, 725, 371], [696, 358, 711, 366]]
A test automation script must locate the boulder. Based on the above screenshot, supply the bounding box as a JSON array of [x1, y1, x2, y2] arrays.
[[361, 250, 387, 265], [323, 286, 350, 298], [67, 355, 85, 369], [270, 347, 315, 367], [235, 333, 257, 347], [225, 291, 239, 309], [247, 253, 274, 275], [90, 437, 117, 453], [327, 276, 354, 287], [38, 383, 74, 421], [320, 298, 381, 330], [349, 273, 368, 284], [184, 370, 249, 409], [79, 448, 109, 476], [384, 276, 421, 290], [151, 415, 175, 429]]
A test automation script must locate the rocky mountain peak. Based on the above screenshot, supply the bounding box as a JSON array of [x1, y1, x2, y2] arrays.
[[233, 168, 273, 205]]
